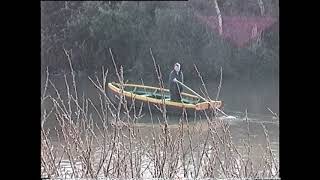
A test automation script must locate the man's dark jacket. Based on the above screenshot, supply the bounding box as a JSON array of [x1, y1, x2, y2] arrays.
[[169, 70, 184, 101]]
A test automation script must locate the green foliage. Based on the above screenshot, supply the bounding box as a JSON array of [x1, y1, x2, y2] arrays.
[[41, 1, 279, 82]]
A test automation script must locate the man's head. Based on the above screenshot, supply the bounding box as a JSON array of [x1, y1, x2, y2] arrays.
[[174, 63, 181, 72]]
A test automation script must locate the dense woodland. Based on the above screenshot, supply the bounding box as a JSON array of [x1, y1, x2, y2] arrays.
[[41, 0, 279, 83]]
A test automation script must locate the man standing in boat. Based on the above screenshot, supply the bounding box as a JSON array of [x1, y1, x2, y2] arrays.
[[169, 62, 184, 102]]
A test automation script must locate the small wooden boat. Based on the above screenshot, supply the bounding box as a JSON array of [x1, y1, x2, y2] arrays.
[[107, 82, 223, 115]]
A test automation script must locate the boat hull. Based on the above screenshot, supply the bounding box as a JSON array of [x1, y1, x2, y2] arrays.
[[107, 82, 223, 116]]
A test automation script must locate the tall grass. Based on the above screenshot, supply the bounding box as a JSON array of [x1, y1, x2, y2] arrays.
[[41, 49, 279, 179]]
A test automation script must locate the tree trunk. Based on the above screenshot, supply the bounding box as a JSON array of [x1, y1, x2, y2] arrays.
[[257, 0, 265, 16], [213, 0, 223, 35]]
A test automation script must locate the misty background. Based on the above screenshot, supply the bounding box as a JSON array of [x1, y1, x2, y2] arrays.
[[41, 0, 279, 115]]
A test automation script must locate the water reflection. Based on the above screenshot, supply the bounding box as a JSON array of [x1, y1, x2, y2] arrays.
[[41, 72, 279, 179]]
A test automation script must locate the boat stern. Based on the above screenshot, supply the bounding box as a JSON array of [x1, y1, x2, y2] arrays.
[[195, 100, 223, 110]]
